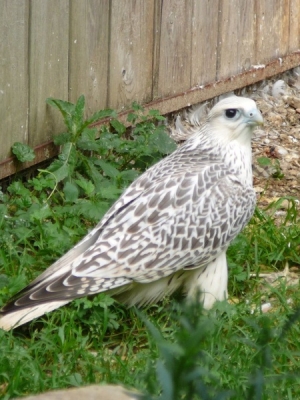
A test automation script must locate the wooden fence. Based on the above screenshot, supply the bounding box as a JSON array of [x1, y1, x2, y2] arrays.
[[1, 0, 300, 178]]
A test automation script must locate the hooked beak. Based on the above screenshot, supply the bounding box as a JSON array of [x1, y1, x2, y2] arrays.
[[246, 108, 264, 126]]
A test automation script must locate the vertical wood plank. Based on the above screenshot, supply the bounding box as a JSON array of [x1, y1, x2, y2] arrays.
[[152, 0, 163, 99], [289, 0, 300, 51], [217, 0, 256, 79], [108, 0, 155, 110], [256, 0, 290, 63], [29, 0, 69, 147], [69, 0, 110, 113], [156, 0, 193, 98], [191, 0, 219, 87], [0, 0, 29, 160], [1, 0, 300, 174]]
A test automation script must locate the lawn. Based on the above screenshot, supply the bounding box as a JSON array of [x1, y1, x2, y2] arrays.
[[0, 97, 300, 399]]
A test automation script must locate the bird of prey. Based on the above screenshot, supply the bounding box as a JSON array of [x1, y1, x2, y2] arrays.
[[0, 96, 263, 331]]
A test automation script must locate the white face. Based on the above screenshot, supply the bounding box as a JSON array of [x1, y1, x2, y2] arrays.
[[207, 96, 264, 144]]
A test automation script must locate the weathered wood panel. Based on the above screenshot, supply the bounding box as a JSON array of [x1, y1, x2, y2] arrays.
[[191, 0, 219, 87], [0, 0, 300, 178], [217, 0, 256, 79], [256, 0, 290, 62], [29, 0, 69, 148], [0, 1, 29, 160], [157, 0, 193, 97], [69, 0, 110, 112], [289, 0, 300, 51], [108, 0, 155, 109], [152, 0, 163, 99]]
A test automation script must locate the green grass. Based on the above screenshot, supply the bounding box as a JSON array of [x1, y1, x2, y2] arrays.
[[0, 97, 300, 399]]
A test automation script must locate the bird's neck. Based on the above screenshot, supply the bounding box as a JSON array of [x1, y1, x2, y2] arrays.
[[182, 133, 253, 185], [222, 139, 253, 185]]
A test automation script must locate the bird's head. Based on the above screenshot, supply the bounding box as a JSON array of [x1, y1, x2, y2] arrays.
[[206, 96, 264, 146]]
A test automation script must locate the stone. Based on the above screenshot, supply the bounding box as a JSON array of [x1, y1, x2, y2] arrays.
[[15, 385, 141, 400]]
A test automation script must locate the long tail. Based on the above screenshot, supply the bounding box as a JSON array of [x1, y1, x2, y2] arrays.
[[0, 227, 102, 331], [0, 300, 71, 331]]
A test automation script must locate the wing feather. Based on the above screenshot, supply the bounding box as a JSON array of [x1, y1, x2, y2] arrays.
[[2, 162, 255, 313]]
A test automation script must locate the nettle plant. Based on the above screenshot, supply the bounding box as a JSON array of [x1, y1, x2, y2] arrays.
[[44, 96, 176, 221], [0, 96, 176, 304]]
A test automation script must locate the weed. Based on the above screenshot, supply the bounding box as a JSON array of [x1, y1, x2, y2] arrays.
[[257, 157, 284, 179], [0, 96, 176, 307], [142, 297, 300, 399]]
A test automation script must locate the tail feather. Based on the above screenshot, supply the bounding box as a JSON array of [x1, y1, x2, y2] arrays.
[[0, 300, 70, 331]]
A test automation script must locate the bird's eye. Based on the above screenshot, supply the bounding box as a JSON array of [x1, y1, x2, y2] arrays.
[[225, 109, 238, 118]]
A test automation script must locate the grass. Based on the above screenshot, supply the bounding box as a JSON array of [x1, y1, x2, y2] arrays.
[[0, 97, 300, 399]]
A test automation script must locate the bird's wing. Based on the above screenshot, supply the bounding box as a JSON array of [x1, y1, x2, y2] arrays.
[[1, 164, 255, 313]]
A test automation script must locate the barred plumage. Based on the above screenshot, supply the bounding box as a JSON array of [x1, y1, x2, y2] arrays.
[[0, 96, 263, 330]]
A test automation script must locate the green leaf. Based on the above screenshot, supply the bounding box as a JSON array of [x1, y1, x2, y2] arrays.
[[77, 128, 99, 151], [132, 101, 144, 112], [75, 178, 95, 196], [87, 109, 117, 125], [150, 131, 177, 154], [100, 184, 123, 200], [44, 163, 69, 183], [156, 360, 174, 400], [110, 119, 126, 135], [63, 182, 79, 202], [13, 226, 33, 241], [98, 132, 123, 153], [30, 204, 52, 222], [46, 97, 75, 114], [7, 181, 31, 197], [53, 132, 72, 145], [95, 160, 119, 178], [46, 97, 75, 131], [148, 109, 166, 121], [74, 199, 108, 221], [119, 169, 140, 182], [127, 112, 138, 124], [29, 175, 56, 191], [257, 157, 272, 167], [0, 274, 10, 290], [68, 373, 83, 387], [51, 164, 70, 182], [58, 143, 78, 172], [11, 142, 35, 162], [74, 95, 85, 127], [84, 160, 104, 190]]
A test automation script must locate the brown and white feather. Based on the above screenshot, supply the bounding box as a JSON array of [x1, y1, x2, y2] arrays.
[[0, 96, 263, 330]]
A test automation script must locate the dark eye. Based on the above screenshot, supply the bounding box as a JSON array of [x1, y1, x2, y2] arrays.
[[225, 109, 238, 118]]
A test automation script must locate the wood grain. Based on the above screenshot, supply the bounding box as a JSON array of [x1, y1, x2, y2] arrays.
[[1, 50, 300, 180], [289, 0, 300, 51], [256, 0, 290, 62], [217, 0, 256, 79], [69, 0, 110, 113], [1, 0, 300, 172], [29, 0, 69, 147], [0, 0, 29, 159], [191, 0, 219, 87], [108, 0, 155, 110], [157, 0, 193, 98]]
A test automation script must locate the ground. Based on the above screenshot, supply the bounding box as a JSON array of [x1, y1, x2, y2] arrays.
[[251, 72, 300, 206]]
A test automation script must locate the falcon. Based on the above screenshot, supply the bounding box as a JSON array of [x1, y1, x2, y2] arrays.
[[0, 96, 263, 330]]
